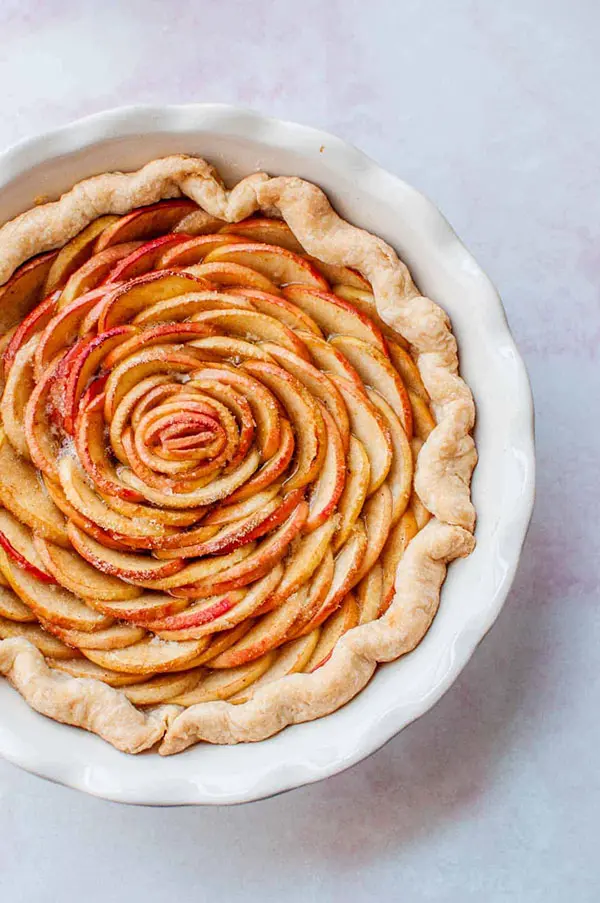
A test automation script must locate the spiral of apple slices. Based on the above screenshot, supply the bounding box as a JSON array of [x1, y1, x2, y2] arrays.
[[0, 202, 437, 706]]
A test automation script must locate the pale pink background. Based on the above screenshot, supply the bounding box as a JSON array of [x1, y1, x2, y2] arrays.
[[0, 1, 598, 900]]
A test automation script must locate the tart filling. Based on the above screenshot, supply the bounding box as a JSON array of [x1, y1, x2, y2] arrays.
[[0, 156, 476, 753]]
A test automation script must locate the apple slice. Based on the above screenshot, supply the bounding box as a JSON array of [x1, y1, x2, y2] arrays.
[[58, 242, 143, 308], [152, 566, 283, 640], [298, 331, 365, 392], [173, 622, 253, 659], [132, 290, 252, 326], [102, 233, 194, 283], [307, 259, 370, 291], [102, 321, 217, 370], [192, 332, 278, 367], [0, 328, 16, 395], [333, 285, 409, 349], [410, 488, 431, 531], [299, 522, 367, 633], [183, 623, 256, 665], [203, 242, 329, 289], [45, 621, 146, 651], [23, 357, 63, 481], [0, 430, 68, 546], [409, 391, 436, 440], [332, 437, 370, 552], [87, 593, 188, 624], [82, 634, 210, 676], [190, 365, 281, 459], [2, 290, 59, 378], [208, 586, 309, 668], [174, 210, 226, 235], [157, 490, 304, 559], [305, 409, 346, 531], [67, 522, 184, 582], [107, 373, 171, 465], [203, 485, 282, 526], [380, 509, 419, 615], [98, 270, 212, 330], [356, 561, 384, 625], [121, 448, 261, 510], [190, 335, 273, 367], [260, 343, 349, 451], [165, 503, 308, 597], [330, 376, 392, 495], [75, 403, 148, 505], [242, 360, 326, 491], [48, 656, 146, 686], [62, 326, 137, 434], [171, 651, 276, 705], [193, 331, 280, 365], [0, 251, 57, 334], [42, 475, 139, 552], [103, 345, 205, 420], [219, 218, 304, 253], [367, 388, 413, 525], [0, 546, 113, 632], [0, 584, 35, 621], [155, 503, 282, 558], [330, 335, 413, 438], [143, 591, 241, 633], [58, 455, 174, 544], [0, 616, 76, 660], [226, 288, 323, 336], [94, 199, 199, 250], [260, 515, 338, 613], [230, 630, 321, 703], [0, 532, 55, 586], [184, 262, 280, 294], [0, 507, 57, 584], [123, 670, 203, 706], [305, 592, 359, 671], [225, 419, 295, 503], [283, 286, 389, 355], [155, 233, 247, 267], [44, 216, 121, 292], [353, 484, 393, 584], [286, 549, 334, 637], [191, 308, 311, 360], [33, 288, 107, 378], [386, 340, 428, 400], [32, 535, 142, 602], [98, 491, 205, 528], [132, 544, 258, 593], [1, 335, 38, 459]]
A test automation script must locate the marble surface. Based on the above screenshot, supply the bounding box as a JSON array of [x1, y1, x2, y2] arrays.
[[0, 0, 598, 899]]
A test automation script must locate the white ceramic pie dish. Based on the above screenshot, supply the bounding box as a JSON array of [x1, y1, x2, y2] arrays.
[[0, 104, 534, 805]]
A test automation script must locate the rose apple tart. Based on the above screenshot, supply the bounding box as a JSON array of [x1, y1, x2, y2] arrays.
[[0, 155, 476, 755]]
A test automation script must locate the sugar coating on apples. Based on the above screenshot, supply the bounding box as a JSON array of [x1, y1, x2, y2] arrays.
[[0, 156, 476, 754]]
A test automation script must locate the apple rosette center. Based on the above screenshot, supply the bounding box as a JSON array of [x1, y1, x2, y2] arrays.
[[0, 201, 436, 705]]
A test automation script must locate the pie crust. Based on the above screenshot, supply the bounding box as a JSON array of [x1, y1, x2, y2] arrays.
[[0, 155, 476, 754]]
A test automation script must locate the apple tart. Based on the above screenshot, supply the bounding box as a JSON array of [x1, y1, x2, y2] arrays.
[[0, 155, 476, 754]]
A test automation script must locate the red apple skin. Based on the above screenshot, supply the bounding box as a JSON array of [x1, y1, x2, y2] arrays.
[[2, 290, 60, 378], [62, 325, 135, 434], [0, 531, 58, 584], [102, 233, 193, 283], [94, 199, 199, 251], [143, 595, 238, 632], [0, 250, 58, 334]]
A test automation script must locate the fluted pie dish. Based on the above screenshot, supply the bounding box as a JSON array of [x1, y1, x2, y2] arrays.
[[0, 106, 533, 803], [0, 151, 476, 755]]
